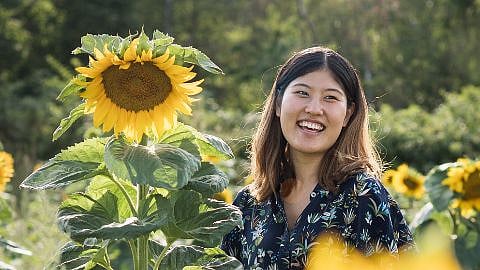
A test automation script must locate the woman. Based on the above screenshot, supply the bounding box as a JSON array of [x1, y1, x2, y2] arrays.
[[221, 47, 415, 269]]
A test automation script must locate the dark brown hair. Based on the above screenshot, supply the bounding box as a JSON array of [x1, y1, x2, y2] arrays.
[[249, 46, 381, 201]]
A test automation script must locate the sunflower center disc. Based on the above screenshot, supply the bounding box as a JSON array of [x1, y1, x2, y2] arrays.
[[404, 177, 419, 190], [102, 62, 172, 112], [464, 170, 480, 199]]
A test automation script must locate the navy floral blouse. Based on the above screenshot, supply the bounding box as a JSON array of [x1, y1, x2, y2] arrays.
[[221, 172, 415, 270]]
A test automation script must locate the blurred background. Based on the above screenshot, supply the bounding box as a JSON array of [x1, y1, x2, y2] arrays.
[[1, 0, 480, 268]]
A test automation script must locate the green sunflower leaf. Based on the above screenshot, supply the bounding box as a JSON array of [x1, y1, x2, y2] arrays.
[[152, 30, 174, 47], [455, 230, 480, 270], [20, 160, 106, 190], [159, 123, 200, 158], [58, 190, 166, 242], [57, 75, 86, 102], [166, 44, 223, 74], [425, 162, 457, 211], [115, 34, 134, 56], [159, 123, 234, 161], [55, 137, 107, 163], [183, 162, 229, 197], [154, 191, 242, 247], [53, 102, 86, 141], [72, 34, 121, 56], [104, 136, 200, 189], [55, 241, 110, 270], [196, 133, 234, 160], [136, 30, 153, 55], [86, 175, 136, 220], [159, 245, 242, 270]]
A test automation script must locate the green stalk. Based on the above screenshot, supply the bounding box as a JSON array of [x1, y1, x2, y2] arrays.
[[153, 241, 173, 270], [128, 239, 139, 270], [137, 184, 149, 270]]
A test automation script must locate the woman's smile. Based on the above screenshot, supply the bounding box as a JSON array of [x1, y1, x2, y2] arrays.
[[277, 69, 353, 157]]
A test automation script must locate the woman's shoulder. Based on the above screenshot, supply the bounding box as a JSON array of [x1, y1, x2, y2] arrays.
[[231, 185, 257, 209], [338, 171, 393, 204], [340, 171, 384, 191]]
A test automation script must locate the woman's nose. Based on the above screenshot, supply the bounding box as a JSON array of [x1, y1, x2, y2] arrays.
[[305, 99, 324, 115]]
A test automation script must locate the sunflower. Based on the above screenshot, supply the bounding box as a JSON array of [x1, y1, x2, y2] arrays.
[[442, 158, 480, 216], [0, 151, 14, 192], [392, 164, 425, 199], [75, 38, 203, 142], [213, 188, 233, 204], [381, 169, 396, 186]]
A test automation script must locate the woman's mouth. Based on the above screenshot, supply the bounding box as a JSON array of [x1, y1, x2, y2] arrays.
[[297, 120, 325, 132]]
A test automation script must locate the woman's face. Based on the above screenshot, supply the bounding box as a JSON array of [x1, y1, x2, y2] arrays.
[[276, 69, 353, 160]]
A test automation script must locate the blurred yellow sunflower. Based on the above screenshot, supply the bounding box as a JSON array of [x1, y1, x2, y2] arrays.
[[381, 169, 396, 186], [0, 151, 14, 192], [213, 188, 233, 204], [392, 164, 425, 199], [76, 38, 203, 142], [442, 158, 480, 216], [306, 230, 461, 270]]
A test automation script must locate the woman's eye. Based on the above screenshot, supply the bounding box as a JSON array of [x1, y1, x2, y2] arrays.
[[325, 95, 339, 101], [295, 90, 308, 96]]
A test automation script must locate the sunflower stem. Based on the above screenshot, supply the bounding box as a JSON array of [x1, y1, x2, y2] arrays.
[[136, 184, 149, 270], [153, 240, 173, 270], [128, 240, 139, 270], [449, 208, 459, 236]]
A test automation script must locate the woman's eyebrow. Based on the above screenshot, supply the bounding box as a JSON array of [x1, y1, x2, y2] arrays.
[[292, 83, 345, 95]]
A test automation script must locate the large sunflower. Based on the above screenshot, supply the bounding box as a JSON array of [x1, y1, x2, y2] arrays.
[[0, 151, 14, 192], [392, 164, 425, 199], [442, 158, 480, 216], [75, 38, 203, 142]]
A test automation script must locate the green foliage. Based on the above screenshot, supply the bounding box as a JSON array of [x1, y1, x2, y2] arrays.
[[374, 85, 480, 172], [104, 136, 201, 189], [20, 124, 241, 269], [159, 245, 242, 270]]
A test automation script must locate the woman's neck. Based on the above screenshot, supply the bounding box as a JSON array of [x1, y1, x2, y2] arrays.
[[289, 151, 323, 190]]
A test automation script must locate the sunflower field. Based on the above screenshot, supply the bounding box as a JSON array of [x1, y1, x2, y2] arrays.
[[1, 0, 480, 269]]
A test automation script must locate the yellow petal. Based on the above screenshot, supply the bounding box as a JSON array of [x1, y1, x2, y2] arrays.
[[93, 47, 105, 60], [141, 49, 153, 62], [76, 66, 99, 78], [152, 48, 170, 64], [80, 77, 104, 99], [93, 95, 111, 127], [102, 104, 119, 132], [123, 38, 139, 62], [114, 108, 128, 136]]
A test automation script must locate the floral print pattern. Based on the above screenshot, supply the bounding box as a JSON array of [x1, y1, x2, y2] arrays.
[[221, 172, 415, 269]]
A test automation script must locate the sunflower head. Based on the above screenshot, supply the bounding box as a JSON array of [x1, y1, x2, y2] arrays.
[[0, 151, 14, 192], [442, 158, 480, 217], [55, 30, 223, 142], [391, 164, 426, 199]]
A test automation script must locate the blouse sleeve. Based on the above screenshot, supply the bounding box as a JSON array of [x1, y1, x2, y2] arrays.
[[220, 187, 249, 260], [349, 176, 415, 255]]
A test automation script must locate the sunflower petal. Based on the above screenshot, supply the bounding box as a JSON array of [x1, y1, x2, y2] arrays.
[[93, 95, 111, 127], [123, 38, 139, 62]]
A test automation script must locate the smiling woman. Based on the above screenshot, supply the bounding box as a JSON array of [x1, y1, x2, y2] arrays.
[[221, 47, 415, 269]]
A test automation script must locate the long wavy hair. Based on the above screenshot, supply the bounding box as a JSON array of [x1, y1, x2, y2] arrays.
[[249, 46, 382, 202]]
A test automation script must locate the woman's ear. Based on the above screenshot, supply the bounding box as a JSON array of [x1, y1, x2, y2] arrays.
[[343, 102, 355, 127], [275, 98, 282, 117]]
